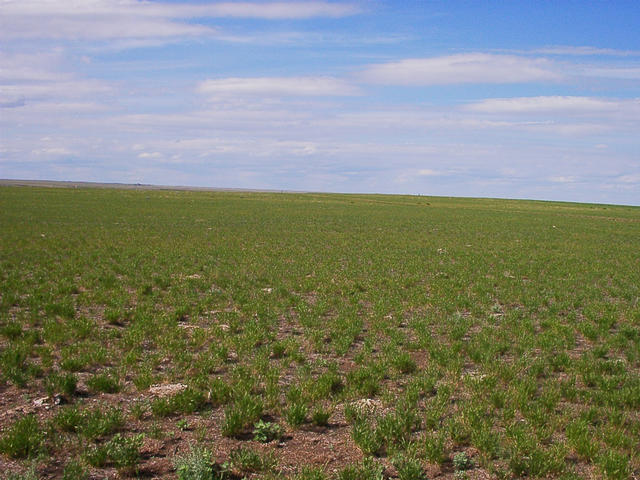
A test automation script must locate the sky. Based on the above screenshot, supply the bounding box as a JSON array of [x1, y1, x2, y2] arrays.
[[1, 0, 639, 205]]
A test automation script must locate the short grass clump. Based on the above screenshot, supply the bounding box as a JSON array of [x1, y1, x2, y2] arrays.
[[87, 372, 121, 394], [151, 388, 208, 417], [310, 407, 331, 427], [225, 446, 276, 475], [284, 401, 308, 428], [221, 393, 263, 437], [45, 371, 77, 397], [0, 415, 46, 459], [52, 404, 124, 439], [62, 459, 88, 480], [336, 458, 384, 480], [392, 454, 425, 480], [85, 433, 144, 471]]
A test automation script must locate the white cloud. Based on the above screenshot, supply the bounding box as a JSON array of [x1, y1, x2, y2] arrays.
[[1, 81, 112, 104], [580, 67, 640, 80], [549, 176, 578, 183], [0, 51, 69, 82], [617, 174, 640, 184], [309, 108, 622, 137], [0, 1, 358, 40], [31, 146, 72, 156], [0, 0, 358, 18], [0, 51, 112, 106], [0, 4, 213, 40], [138, 152, 163, 159], [208, 30, 409, 47], [361, 53, 561, 85], [524, 123, 611, 136], [464, 96, 624, 114], [197, 76, 360, 97], [187, 2, 360, 19], [417, 169, 443, 176], [313, 110, 518, 130], [461, 97, 639, 136], [533, 46, 640, 57]]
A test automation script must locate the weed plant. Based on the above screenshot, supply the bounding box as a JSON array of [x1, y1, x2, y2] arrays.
[[253, 420, 283, 442], [172, 445, 214, 480]]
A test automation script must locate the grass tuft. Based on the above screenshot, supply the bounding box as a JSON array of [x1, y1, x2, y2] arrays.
[[0, 415, 45, 459]]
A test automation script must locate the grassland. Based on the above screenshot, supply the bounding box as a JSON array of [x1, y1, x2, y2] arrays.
[[0, 186, 638, 480]]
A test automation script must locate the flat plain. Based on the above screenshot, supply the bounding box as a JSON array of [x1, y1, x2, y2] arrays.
[[0, 186, 638, 480]]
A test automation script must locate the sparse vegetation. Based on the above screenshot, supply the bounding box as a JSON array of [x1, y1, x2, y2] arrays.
[[1, 186, 639, 478]]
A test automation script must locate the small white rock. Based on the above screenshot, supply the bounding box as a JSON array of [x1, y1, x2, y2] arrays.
[[33, 396, 49, 407], [149, 383, 188, 397]]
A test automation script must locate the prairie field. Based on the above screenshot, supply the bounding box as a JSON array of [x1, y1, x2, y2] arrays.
[[0, 186, 639, 480]]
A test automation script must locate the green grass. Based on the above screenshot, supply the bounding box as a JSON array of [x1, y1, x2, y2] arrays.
[[85, 433, 144, 471], [52, 404, 124, 439], [0, 415, 45, 459], [150, 388, 208, 417], [1, 186, 639, 479], [225, 446, 277, 474]]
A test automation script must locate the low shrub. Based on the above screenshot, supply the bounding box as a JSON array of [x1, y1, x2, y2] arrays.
[[453, 451, 474, 471], [173, 445, 214, 480]]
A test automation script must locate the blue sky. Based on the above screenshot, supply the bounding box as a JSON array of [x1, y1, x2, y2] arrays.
[[1, 1, 639, 205]]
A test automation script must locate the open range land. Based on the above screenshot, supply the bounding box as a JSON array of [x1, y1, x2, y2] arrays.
[[0, 185, 638, 480]]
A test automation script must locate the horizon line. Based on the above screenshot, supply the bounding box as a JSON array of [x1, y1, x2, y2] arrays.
[[1, 178, 638, 208]]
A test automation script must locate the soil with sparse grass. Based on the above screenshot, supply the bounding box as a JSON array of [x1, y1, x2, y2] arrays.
[[1, 185, 639, 479]]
